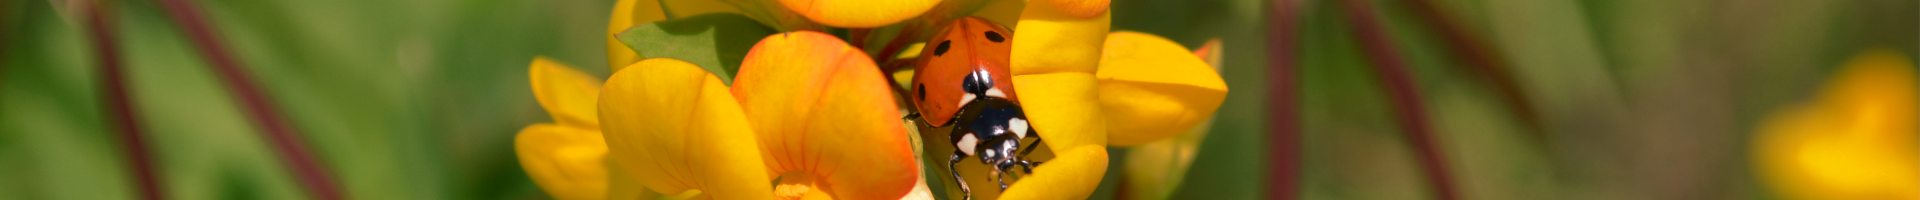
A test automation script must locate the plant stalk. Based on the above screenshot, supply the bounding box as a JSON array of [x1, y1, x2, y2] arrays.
[[1338, 0, 1459, 199]]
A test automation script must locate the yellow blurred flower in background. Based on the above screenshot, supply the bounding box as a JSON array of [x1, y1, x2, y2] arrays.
[[1753, 48, 1919, 200]]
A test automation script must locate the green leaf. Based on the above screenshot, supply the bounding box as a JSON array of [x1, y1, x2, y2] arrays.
[[616, 13, 778, 84]]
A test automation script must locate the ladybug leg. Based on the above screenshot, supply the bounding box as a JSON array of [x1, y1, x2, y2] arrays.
[[994, 169, 1011, 191], [1018, 160, 1038, 174], [949, 151, 973, 200]]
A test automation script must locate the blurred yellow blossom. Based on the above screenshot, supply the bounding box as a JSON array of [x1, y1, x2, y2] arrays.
[[1753, 48, 1919, 200]]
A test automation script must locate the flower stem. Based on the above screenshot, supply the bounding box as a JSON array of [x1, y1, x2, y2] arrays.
[[149, 0, 343, 199], [1338, 0, 1459, 199], [1264, 0, 1302, 199], [1387, 0, 1546, 140], [88, 1, 166, 199]]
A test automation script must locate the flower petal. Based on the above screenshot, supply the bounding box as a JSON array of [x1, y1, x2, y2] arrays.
[[731, 31, 919, 200], [1096, 32, 1228, 146], [777, 0, 940, 28], [999, 145, 1110, 200], [1040, 0, 1109, 18], [1193, 38, 1223, 69], [1011, 73, 1107, 153], [607, 0, 668, 71], [1753, 49, 1919, 200], [662, 0, 743, 18], [1121, 118, 1211, 200], [1009, 0, 1110, 76], [530, 57, 603, 127], [600, 58, 772, 199], [607, 160, 661, 200], [515, 124, 611, 200]]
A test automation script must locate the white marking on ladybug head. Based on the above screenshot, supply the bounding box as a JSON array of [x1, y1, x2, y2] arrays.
[[956, 134, 980, 156], [1009, 118, 1029, 139], [958, 93, 977, 108], [985, 87, 1007, 98]]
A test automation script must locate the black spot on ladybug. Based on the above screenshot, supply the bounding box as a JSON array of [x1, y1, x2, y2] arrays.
[[917, 84, 927, 101], [984, 31, 1005, 43], [934, 40, 952, 56]]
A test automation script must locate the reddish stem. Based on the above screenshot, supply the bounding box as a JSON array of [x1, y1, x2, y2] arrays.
[[1388, 0, 1545, 137], [88, 1, 166, 199], [149, 0, 342, 199], [874, 24, 922, 67], [1264, 0, 1302, 199], [849, 28, 871, 50], [1339, 0, 1459, 199]]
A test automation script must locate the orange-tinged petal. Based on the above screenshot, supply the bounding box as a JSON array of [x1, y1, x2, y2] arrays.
[[1011, 73, 1108, 153], [1193, 38, 1223, 69], [778, 0, 940, 28], [1040, 0, 1109, 18], [530, 57, 603, 127], [1097, 32, 1228, 146], [999, 145, 1110, 200], [515, 124, 611, 200], [731, 31, 918, 200], [600, 58, 772, 200], [608, 0, 668, 71], [1009, 1, 1110, 76]]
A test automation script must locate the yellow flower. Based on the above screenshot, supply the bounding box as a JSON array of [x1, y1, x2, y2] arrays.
[[516, 57, 638, 200], [732, 31, 921, 200], [1753, 48, 1919, 200], [598, 31, 921, 200], [1096, 32, 1228, 146], [1119, 38, 1224, 200], [581, 0, 1230, 199], [606, 0, 815, 71], [776, 0, 941, 28], [882, 1, 1228, 198]]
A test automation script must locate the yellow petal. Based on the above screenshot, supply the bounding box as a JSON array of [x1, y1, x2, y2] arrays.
[[1822, 49, 1918, 115], [608, 0, 669, 71], [607, 160, 661, 200], [1009, 1, 1110, 76], [1096, 32, 1228, 146], [530, 57, 603, 127], [777, 0, 940, 28], [1121, 118, 1211, 200], [1039, 0, 1109, 19], [1011, 73, 1108, 153], [1754, 49, 1919, 200], [662, 0, 742, 18], [894, 42, 926, 60], [599, 58, 773, 200], [999, 145, 1110, 200], [731, 31, 919, 200], [515, 124, 611, 200]]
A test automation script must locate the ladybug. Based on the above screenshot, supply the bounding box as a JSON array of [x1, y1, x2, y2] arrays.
[[906, 17, 1044, 199]]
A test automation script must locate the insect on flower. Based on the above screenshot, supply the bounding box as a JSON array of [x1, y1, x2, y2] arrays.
[[906, 17, 1047, 200]]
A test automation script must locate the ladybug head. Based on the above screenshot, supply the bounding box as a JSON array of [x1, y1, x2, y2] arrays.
[[953, 96, 1037, 173]]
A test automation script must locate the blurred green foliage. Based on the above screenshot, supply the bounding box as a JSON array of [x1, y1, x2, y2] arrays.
[[1, 0, 1913, 199]]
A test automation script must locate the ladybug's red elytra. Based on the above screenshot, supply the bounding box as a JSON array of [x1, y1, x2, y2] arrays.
[[906, 17, 1044, 200]]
